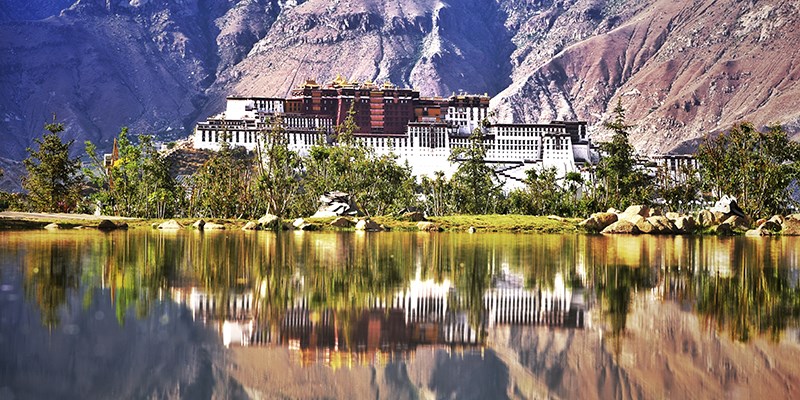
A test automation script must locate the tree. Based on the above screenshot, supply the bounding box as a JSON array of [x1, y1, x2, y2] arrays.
[[595, 100, 652, 209], [420, 171, 456, 216], [256, 116, 303, 218], [190, 140, 256, 219], [654, 161, 702, 213], [300, 104, 417, 216], [85, 128, 182, 218], [696, 122, 800, 217], [450, 126, 503, 214], [22, 121, 83, 212]]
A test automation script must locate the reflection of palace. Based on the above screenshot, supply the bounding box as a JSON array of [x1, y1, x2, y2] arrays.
[[170, 271, 586, 366]]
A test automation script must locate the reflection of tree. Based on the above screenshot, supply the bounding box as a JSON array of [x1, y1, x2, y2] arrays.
[[696, 266, 800, 342], [23, 240, 81, 328], [595, 265, 657, 354]]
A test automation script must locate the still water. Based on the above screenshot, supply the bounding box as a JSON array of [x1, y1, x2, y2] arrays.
[[1, 230, 799, 399]]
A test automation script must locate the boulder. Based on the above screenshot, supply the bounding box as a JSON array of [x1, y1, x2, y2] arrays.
[[257, 214, 279, 229], [697, 210, 715, 227], [623, 214, 646, 226], [769, 215, 785, 225], [578, 218, 600, 232], [635, 219, 655, 234], [601, 220, 640, 234], [646, 216, 676, 234], [43, 223, 60, 230], [723, 215, 750, 231], [242, 221, 258, 230], [299, 223, 319, 231], [665, 212, 681, 220], [547, 215, 564, 221], [592, 212, 618, 229], [674, 216, 696, 233], [620, 205, 650, 220], [712, 223, 733, 236], [204, 222, 226, 230], [607, 208, 621, 214], [97, 219, 117, 231], [312, 191, 362, 218], [192, 219, 206, 229], [758, 220, 782, 233], [781, 218, 800, 235], [467, 226, 476, 233], [356, 219, 383, 231], [402, 211, 426, 222], [648, 209, 662, 217], [755, 218, 767, 227], [416, 221, 441, 232], [787, 213, 800, 221], [329, 217, 354, 228], [292, 218, 306, 229], [380, 224, 390, 231], [151, 222, 160, 229], [158, 220, 183, 230], [745, 228, 771, 237], [116, 222, 129, 230], [710, 195, 745, 217]]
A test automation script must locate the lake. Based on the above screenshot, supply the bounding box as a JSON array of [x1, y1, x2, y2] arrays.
[[1, 230, 799, 399]]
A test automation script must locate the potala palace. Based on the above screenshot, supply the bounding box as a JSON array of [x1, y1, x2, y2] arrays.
[[193, 77, 597, 187]]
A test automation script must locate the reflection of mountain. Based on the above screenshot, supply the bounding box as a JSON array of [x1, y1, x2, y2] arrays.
[[175, 276, 587, 367]]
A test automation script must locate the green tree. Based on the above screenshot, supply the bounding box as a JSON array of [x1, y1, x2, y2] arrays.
[[300, 105, 417, 216], [256, 116, 303, 218], [696, 122, 800, 217], [22, 121, 83, 212], [85, 128, 182, 218], [595, 100, 653, 209], [190, 141, 256, 219], [450, 127, 503, 214], [654, 161, 702, 213], [420, 171, 456, 216]]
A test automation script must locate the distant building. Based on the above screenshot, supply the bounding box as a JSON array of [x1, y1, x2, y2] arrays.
[[193, 78, 597, 189]]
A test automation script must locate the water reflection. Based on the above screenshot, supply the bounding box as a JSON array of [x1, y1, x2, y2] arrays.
[[2, 231, 800, 398]]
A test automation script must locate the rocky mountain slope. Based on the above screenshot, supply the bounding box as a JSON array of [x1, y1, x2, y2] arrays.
[[1, 0, 799, 188]]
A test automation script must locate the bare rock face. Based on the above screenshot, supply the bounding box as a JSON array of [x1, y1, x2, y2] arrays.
[[3, 0, 800, 185]]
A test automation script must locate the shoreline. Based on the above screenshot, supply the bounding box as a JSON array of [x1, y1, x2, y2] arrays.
[[0, 212, 580, 234]]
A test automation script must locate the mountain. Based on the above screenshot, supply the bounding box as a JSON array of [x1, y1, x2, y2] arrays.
[[1, 0, 799, 190]]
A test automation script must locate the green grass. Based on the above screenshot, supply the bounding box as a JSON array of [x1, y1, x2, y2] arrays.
[[428, 214, 581, 233], [0, 213, 581, 234]]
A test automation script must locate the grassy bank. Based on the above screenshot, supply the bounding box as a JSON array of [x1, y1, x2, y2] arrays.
[[1, 212, 581, 233]]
